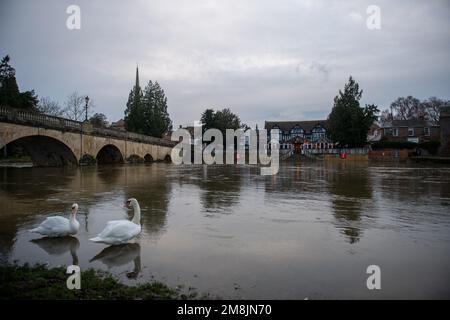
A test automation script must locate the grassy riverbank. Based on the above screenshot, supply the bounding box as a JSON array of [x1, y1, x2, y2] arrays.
[[0, 264, 201, 300]]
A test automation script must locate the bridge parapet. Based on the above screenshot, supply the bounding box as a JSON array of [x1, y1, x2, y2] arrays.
[[0, 105, 175, 147]]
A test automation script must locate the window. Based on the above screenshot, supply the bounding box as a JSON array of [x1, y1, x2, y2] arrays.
[[290, 125, 304, 138], [312, 126, 326, 141], [408, 128, 414, 136], [393, 128, 399, 137], [424, 127, 430, 136]]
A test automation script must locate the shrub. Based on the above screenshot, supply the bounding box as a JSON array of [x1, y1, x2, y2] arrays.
[[371, 140, 418, 150], [418, 141, 441, 155], [79, 154, 96, 166]]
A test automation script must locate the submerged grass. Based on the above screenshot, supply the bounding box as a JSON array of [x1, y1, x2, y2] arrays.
[[0, 264, 203, 300]]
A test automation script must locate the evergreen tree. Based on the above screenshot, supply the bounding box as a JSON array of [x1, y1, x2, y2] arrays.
[[200, 108, 244, 135], [327, 76, 378, 147], [0, 55, 38, 110], [0, 55, 22, 108], [141, 80, 172, 138], [200, 108, 246, 147], [200, 108, 216, 133], [89, 113, 108, 128], [19, 90, 39, 110], [124, 82, 144, 133], [124, 66, 172, 138]]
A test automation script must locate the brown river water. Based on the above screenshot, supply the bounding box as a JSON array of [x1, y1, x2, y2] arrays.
[[0, 162, 449, 299]]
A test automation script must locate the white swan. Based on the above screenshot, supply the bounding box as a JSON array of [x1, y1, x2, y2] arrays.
[[89, 198, 141, 245], [30, 204, 80, 237]]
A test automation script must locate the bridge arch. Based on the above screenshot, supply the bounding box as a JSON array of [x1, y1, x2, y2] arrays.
[[96, 144, 124, 164], [1, 111, 176, 167], [127, 154, 144, 163], [144, 153, 154, 163], [0, 135, 78, 166]]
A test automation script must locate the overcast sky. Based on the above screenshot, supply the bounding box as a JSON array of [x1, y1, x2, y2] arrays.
[[1, 0, 449, 128]]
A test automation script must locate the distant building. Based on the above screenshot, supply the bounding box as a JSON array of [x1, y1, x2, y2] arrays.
[[367, 123, 382, 142], [264, 120, 334, 153], [439, 106, 450, 156], [110, 119, 126, 131], [380, 119, 440, 143]]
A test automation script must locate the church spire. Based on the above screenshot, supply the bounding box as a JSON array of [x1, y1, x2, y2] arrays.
[[135, 64, 140, 89]]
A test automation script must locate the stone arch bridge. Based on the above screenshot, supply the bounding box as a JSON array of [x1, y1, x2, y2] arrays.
[[0, 106, 175, 166]]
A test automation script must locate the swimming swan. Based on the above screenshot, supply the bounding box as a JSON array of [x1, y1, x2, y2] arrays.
[[30, 204, 80, 237], [89, 198, 141, 245]]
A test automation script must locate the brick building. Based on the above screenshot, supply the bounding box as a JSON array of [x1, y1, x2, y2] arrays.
[[439, 106, 450, 156], [381, 119, 440, 143]]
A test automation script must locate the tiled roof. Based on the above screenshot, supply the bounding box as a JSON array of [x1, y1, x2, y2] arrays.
[[111, 119, 125, 126], [382, 119, 438, 128], [264, 120, 327, 132]]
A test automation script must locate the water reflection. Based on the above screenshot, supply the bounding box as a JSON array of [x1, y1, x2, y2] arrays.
[[0, 167, 76, 262], [1, 163, 450, 298], [263, 164, 329, 196], [90, 243, 141, 279], [31, 236, 80, 265], [95, 166, 123, 186], [0, 167, 76, 198], [123, 166, 171, 239], [328, 163, 373, 244], [175, 166, 243, 213]]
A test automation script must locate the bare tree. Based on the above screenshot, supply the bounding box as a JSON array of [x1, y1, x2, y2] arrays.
[[390, 96, 425, 120], [379, 109, 393, 125], [37, 96, 63, 116], [63, 92, 94, 121], [422, 96, 449, 125], [380, 96, 450, 124]]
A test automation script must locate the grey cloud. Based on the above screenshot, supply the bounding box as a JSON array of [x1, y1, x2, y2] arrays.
[[0, 0, 449, 128]]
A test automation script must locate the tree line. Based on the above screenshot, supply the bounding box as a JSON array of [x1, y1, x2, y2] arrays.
[[380, 96, 447, 125], [0, 55, 38, 110], [0, 55, 173, 137], [327, 77, 448, 147], [124, 80, 172, 138], [0, 55, 106, 126], [2, 54, 448, 145]]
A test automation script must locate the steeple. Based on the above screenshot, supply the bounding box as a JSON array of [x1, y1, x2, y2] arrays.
[[135, 64, 140, 89]]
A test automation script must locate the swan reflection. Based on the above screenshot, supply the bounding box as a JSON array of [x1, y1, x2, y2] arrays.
[[90, 243, 141, 278], [31, 236, 80, 265]]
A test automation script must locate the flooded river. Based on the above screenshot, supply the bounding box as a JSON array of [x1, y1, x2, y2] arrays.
[[0, 162, 449, 299]]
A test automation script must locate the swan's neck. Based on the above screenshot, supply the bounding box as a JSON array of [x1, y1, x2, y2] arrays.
[[70, 210, 77, 222], [131, 203, 141, 225]]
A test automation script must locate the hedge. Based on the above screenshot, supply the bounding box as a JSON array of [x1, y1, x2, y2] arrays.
[[371, 140, 441, 155]]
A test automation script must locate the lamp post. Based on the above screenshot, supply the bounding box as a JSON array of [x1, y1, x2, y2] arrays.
[[84, 96, 89, 122]]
